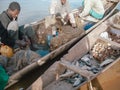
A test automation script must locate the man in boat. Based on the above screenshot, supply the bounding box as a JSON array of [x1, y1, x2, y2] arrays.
[[0, 2, 40, 50], [78, 0, 105, 22], [0, 2, 42, 87], [50, 0, 76, 27]]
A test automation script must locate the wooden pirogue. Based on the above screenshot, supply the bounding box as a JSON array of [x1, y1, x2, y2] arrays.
[[5, 1, 119, 89], [27, 3, 120, 90]]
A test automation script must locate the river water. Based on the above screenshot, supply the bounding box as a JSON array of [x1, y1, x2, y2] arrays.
[[0, 0, 82, 26]]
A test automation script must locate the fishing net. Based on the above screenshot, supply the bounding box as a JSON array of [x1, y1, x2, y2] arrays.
[[50, 25, 84, 51], [6, 50, 41, 75]]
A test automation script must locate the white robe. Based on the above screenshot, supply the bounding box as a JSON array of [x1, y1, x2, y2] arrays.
[[50, 0, 70, 16], [79, 0, 105, 19], [50, 0, 75, 24]]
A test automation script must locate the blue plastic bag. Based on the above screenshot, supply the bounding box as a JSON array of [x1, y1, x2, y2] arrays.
[[84, 22, 95, 30]]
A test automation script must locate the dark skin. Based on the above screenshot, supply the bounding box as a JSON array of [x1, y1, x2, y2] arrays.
[[61, 0, 66, 5], [7, 9, 31, 47], [7, 9, 20, 19]]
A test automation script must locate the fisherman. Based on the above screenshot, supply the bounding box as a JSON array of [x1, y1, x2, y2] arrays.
[[0, 2, 40, 50], [0, 2, 44, 89], [78, 0, 105, 21], [50, 0, 76, 27]]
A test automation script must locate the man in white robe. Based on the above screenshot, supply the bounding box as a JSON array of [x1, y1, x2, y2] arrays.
[[50, 0, 76, 27]]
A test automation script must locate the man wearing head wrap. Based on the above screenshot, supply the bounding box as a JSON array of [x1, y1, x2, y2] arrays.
[[50, 0, 76, 27]]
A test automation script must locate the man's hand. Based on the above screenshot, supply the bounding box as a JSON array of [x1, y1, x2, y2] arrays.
[[64, 14, 69, 22], [22, 35, 31, 45], [16, 40, 29, 47], [55, 13, 62, 19]]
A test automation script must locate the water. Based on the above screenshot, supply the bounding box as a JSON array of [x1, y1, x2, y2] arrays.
[[0, 0, 82, 26]]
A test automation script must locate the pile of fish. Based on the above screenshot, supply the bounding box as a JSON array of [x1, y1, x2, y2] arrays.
[[50, 25, 83, 51], [59, 40, 120, 87], [59, 54, 101, 87]]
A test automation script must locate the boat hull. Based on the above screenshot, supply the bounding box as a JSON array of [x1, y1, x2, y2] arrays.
[[5, 1, 119, 89], [27, 4, 120, 90]]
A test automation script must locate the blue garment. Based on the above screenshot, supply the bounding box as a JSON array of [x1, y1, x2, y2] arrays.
[[84, 22, 95, 30], [36, 50, 49, 57]]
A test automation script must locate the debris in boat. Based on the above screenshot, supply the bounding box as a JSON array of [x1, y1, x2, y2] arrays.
[[109, 12, 120, 29], [52, 26, 57, 37], [107, 27, 120, 44], [59, 38, 120, 87], [59, 70, 75, 78], [64, 74, 86, 87], [0, 55, 8, 68], [35, 23, 48, 44], [60, 54, 101, 87], [6, 50, 41, 75], [75, 16, 84, 30], [59, 45, 120, 87], [45, 16, 56, 28], [100, 58, 114, 67], [73, 77, 82, 87], [0, 45, 14, 58], [50, 25, 84, 51], [89, 66, 101, 74], [34, 18, 84, 51], [100, 31, 111, 40]]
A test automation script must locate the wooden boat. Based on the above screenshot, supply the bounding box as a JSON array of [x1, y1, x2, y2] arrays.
[[27, 5, 120, 90], [5, 1, 119, 89]]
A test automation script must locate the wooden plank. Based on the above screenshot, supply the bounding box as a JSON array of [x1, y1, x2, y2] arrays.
[[78, 57, 120, 90], [59, 60, 95, 79], [98, 36, 120, 48]]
